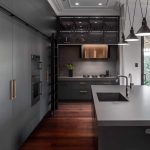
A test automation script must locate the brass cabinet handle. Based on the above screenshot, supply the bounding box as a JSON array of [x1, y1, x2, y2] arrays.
[[10, 80, 14, 100], [13, 80, 16, 99], [10, 80, 16, 100]]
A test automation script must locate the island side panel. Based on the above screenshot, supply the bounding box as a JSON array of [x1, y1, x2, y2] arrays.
[[98, 126, 150, 150]]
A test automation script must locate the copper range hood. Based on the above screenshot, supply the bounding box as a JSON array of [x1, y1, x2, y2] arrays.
[[81, 44, 108, 59]]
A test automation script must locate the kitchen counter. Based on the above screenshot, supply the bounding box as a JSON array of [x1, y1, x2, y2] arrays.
[[58, 76, 117, 81], [92, 85, 150, 150], [92, 85, 150, 126]]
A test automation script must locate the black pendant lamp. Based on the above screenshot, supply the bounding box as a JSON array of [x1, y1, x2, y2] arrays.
[[136, 0, 150, 36], [118, 0, 129, 45], [126, 0, 139, 42], [118, 33, 129, 45], [126, 26, 139, 41]]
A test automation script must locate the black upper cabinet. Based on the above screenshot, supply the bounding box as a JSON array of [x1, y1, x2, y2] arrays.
[[57, 16, 119, 44]]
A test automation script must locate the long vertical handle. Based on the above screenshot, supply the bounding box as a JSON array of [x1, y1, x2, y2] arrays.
[[13, 80, 16, 99], [10, 80, 14, 100], [46, 70, 49, 82], [40, 81, 42, 95]]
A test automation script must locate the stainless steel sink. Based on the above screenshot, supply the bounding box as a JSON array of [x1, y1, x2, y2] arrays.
[[97, 93, 128, 102]]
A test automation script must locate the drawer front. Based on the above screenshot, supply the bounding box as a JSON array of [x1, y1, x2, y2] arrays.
[[71, 89, 92, 100], [91, 80, 118, 85], [59, 81, 91, 89], [72, 81, 91, 90]]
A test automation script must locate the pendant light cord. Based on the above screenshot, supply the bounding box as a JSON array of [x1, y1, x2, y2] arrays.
[[127, 0, 138, 27], [145, 0, 149, 17], [139, 0, 149, 18], [124, 0, 128, 31], [119, 0, 123, 32], [119, 0, 128, 32]]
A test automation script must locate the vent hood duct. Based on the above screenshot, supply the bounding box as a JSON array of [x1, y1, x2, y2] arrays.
[[81, 44, 108, 59]]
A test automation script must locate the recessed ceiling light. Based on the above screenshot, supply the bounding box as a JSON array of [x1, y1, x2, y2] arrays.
[[79, 22, 82, 24], [95, 22, 98, 23], [98, 3, 102, 6], [75, 2, 79, 6]]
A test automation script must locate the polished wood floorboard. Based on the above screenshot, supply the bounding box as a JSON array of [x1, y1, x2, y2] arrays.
[[20, 102, 97, 150]]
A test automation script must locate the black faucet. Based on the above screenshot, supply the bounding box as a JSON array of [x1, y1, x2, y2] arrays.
[[128, 73, 133, 89], [117, 75, 129, 97]]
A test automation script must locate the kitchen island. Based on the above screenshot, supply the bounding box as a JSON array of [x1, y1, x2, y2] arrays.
[[92, 85, 150, 150]]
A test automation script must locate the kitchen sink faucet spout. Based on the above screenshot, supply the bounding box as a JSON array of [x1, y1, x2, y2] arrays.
[[117, 75, 129, 97], [128, 73, 134, 89]]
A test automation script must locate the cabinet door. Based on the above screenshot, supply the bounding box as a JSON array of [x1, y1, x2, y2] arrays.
[[12, 20, 29, 116], [11, 21, 30, 145], [58, 82, 73, 100], [39, 38, 49, 119], [0, 12, 13, 150]]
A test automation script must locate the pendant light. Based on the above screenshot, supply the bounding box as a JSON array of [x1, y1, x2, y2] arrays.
[[118, 0, 129, 45], [126, 0, 139, 41], [118, 33, 129, 45], [136, 0, 150, 36]]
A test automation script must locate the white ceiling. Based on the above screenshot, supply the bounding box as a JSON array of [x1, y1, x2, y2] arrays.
[[67, 0, 110, 8], [47, 0, 121, 16], [47, 0, 150, 16]]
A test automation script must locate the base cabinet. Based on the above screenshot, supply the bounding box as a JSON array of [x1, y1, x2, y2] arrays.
[[58, 79, 118, 101], [98, 126, 150, 150]]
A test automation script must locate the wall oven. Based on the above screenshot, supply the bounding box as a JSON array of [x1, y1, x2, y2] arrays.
[[31, 55, 41, 106]]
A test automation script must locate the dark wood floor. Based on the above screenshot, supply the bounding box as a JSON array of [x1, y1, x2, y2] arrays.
[[20, 102, 97, 150]]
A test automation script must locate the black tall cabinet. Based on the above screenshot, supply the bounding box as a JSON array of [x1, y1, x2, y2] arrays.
[[51, 33, 58, 113]]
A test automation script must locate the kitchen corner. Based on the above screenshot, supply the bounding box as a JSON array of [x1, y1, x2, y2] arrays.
[[57, 43, 119, 101]]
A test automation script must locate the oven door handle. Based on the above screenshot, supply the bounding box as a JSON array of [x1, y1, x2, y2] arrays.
[[40, 81, 42, 95]]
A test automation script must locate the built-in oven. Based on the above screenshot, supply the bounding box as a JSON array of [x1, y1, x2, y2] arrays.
[[32, 82, 40, 105], [31, 55, 42, 106]]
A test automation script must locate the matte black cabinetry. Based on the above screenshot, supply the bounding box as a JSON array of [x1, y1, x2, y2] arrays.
[[57, 16, 119, 44], [98, 126, 150, 150], [58, 79, 118, 101]]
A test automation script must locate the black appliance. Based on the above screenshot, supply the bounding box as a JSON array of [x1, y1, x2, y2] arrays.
[[31, 55, 42, 106]]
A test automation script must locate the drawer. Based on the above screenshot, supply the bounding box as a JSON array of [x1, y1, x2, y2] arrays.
[[72, 82, 91, 90], [71, 89, 92, 100], [91, 80, 118, 85], [59, 81, 91, 89]]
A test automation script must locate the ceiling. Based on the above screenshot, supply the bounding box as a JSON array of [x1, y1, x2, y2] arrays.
[[47, 0, 121, 16]]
